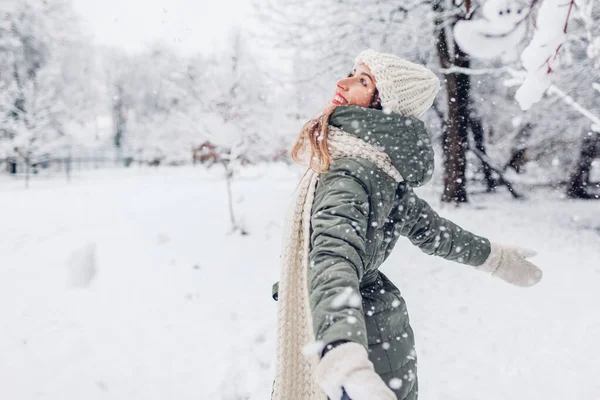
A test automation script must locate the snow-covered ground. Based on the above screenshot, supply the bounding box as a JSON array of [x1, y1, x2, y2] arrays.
[[1, 165, 599, 400]]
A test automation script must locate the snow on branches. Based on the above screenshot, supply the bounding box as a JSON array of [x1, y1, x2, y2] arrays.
[[454, 0, 531, 60], [516, 0, 574, 110], [454, 0, 577, 110]]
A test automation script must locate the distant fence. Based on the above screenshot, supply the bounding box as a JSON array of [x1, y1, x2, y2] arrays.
[[1, 145, 292, 186], [2, 153, 126, 176]]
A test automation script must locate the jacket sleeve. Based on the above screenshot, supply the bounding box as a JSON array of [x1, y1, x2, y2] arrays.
[[308, 160, 370, 351], [392, 182, 491, 266]]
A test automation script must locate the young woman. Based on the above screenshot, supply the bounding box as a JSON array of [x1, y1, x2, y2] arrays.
[[272, 49, 543, 400]]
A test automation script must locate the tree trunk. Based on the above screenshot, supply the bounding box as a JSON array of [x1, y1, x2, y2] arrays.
[[222, 160, 248, 235], [471, 148, 523, 199], [567, 130, 600, 199], [504, 123, 534, 173], [66, 149, 72, 183], [435, 3, 470, 203], [25, 152, 30, 189], [113, 83, 126, 153], [469, 114, 495, 191], [505, 149, 528, 173], [224, 161, 237, 229]]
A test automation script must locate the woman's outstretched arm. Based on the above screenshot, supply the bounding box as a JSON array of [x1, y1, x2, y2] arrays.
[[391, 182, 542, 287], [391, 182, 491, 266]]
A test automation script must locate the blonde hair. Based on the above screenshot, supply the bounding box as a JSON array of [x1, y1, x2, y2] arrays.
[[290, 104, 337, 173], [290, 88, 381, 173]]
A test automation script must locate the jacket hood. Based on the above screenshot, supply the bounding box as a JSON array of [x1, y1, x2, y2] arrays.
[[329, 105, 434, 187]]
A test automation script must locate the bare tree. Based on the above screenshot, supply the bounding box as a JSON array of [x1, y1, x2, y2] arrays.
[[433, 0, 472, 202], [567, 130, 600, 199]]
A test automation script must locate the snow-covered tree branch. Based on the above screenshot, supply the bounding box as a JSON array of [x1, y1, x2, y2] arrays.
[[455, 0, 596, 110]]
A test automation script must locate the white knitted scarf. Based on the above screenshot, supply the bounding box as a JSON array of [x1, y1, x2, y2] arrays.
[[272, 126, 403, 400]]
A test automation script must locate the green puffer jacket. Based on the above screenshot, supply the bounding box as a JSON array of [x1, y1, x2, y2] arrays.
[[273, 106, 491, 400]]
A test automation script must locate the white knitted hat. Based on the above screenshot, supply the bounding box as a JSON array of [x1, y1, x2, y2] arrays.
[[354, 49, 440, 117]]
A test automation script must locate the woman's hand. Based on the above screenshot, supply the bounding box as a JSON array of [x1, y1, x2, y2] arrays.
[[316, 342, 396, 400], [478, 243, 543, 287]]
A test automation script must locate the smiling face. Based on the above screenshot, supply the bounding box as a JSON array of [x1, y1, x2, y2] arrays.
[[331, 63, 378, 108]]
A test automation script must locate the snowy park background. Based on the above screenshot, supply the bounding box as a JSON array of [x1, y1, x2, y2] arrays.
[[1, 0, 599, 399]]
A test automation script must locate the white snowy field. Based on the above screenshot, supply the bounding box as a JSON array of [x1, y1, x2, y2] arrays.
[[1, 164, 599, 400]]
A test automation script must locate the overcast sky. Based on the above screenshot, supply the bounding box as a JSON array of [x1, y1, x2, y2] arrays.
[[71, 0, 252, 55]]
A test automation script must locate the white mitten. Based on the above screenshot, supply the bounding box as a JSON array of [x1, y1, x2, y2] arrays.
[[315, 342, 396, 400], [478, 243, 543, 287]]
